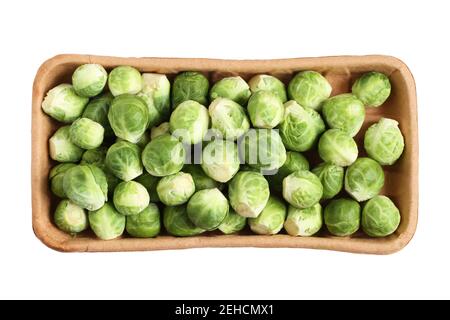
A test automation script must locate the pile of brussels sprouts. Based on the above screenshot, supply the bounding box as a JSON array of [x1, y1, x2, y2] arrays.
[[42, 63, 404, 241]]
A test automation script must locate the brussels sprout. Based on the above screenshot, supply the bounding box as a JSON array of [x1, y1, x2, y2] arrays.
[[279, 100, 325, 152], [48, 126, 83, 163], [49, 163, 77, 198], [163, 205, 205, 237], [108, 66, 143, 96], [105, 141, 143, 181], [201, 139, 240, 183], [157, 172, 195, 206], [142, 134, 185, 177], [108, 94, 149, 143], [140, 73, 171, 121], [126, 203, 161, 238], [240, 129, 287, 171], [209, 76, 251, 105], [88, 203, 126, 240], [182, 164, 222, 191], [208, 98, 250, 140], [63, 165, 107, 211], [172, 71, 209, 107], [322, 94, 365, 137], [267, 151, 310, 192], [41, 84, 89, 123], [135, 173, 160, 202], [228, 171, 270, 218], [282, 170, 323, 209], [54, 199, 89, 234], [287, 71, 332, 110], [218, 208, 247, 234], [136, 91, 161, 128], [311, 162, 344, 200], [150, 122, 170, 140], [362, 195, 401, 237], [113, 181, 150, 216], [247, 91, 284, 129], [345, 157, 384, 202], [248, 74, 287, 102], [364, 118, 405, 165], [72, 64, 107, 97], [352, 72, 391, 107], [318, 129, 358, 167], [187, 188, 229, 230], [324, 198, 360, 236], [169, 100, 209, 144], [82, 93, 114, 137], [69, 118, 104, 150], [248, 196, 287, 235], [284, 203, 322, 237]]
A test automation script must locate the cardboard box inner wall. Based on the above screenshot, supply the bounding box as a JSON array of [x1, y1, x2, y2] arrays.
[[32, 55, 418, 254]]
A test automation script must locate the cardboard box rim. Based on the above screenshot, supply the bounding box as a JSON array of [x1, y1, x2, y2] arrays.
[[32, 54, 418, 254]]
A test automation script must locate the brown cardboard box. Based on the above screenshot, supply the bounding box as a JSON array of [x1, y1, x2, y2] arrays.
[[32, 54, 418, 254]]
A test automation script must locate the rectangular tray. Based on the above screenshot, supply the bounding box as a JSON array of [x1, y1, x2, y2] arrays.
[[32, 54, 418, 254]]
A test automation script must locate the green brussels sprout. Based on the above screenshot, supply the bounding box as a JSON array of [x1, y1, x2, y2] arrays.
[[208, 98, 250, 140], [108, 65, 142, 96], [248, 196, 287, 235], [113, 181, 150, 216], [248, 74, 287, 102], [345, 157, 384, 202], [108, 94, 149, 143], [364, 118, 405, 165], [324, 198, 360, 236], [182, 164, 222, 191], [287, 71, 332, 110], [80, 147, 120, 194], [157, 172, 195, 206], [63, 164, 107, 211], [163, 205, 205, 237], [284, 203, 322, 237], [126, 203, 161, 238], [209, 76, 251, 105], [105, 141, 143, 181], [140, 73, 171, 121], [49, 163, 77, 198], [318, 129, 358, 167], [218, 208, 247, 234], [72, 64, 107, 97], [136, 91, 161, 128], [352, 72, 391, 107], [82, 93, 114, 137], [322, 94, 365, 137], [201, 139, 240, 183], [172, 71, 209, 107], [311, 162, 344, 200], [362, 195, 401, 237], [169, 100, 209, 144], [41, 84, 89, 123], [187, 188, 229, 230], [142, 134, 185, 177], [282, 170, 323, 209], [54, 199, 89, 234], [240, 129, 287, 171], [150, 122, 170, 140], [88, 203, 126, 240], [247, 91, 284, 129], [69, 118, 104, 150], [228, 171, 270, 218], [135, 173, 160, 202], [48, 126, 84, 163], [279, 100, 325, 152], [267, 151, 310, 193]]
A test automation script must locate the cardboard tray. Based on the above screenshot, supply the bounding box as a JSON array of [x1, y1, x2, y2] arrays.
[[32, 54, 418, 254]]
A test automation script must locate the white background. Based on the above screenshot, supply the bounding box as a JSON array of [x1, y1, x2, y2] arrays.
[[0, 0, 448, 300]]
